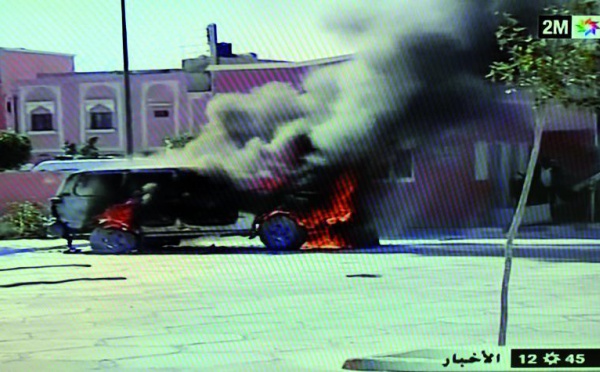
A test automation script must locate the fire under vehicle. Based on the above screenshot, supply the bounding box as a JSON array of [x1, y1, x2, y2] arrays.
[[47, 165, 378, 254]]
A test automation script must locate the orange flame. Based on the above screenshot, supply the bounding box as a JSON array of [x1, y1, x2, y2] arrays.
[[300, 172, 357, 249]]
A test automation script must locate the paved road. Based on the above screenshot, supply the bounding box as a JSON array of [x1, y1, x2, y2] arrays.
[[0, 249, 598, 371], [6, 239, 600, 264]]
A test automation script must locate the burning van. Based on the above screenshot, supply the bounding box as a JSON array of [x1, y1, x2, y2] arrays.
[[47, 164, 378, 253]]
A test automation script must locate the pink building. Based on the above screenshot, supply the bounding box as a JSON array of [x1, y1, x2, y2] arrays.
[[7, 52, 598, 229], [0, 48, 74, 131], [11, 54, 350, 161], [366, 104, 597, 233], [14, 69, 204, 159], [208, 55, 349, 94], [2, 24, 597, 230]]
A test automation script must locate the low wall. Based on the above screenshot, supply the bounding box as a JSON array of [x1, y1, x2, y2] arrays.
[[0, 171, 65, 215]]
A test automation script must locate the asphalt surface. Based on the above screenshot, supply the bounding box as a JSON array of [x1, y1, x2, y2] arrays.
[[0, 236, 599, 371], [0, 248, 598, 371]]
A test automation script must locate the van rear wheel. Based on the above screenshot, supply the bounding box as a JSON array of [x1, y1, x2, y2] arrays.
[[258, 215, 306, 251], [90, 227, 138, 254]]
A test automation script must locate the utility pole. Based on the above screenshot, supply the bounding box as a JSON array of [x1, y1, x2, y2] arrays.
[[593, 88, 599, 223], [121, 0, 134, 156]]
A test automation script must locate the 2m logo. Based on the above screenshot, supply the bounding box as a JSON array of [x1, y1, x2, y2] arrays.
[[538, 15, 572, 39]]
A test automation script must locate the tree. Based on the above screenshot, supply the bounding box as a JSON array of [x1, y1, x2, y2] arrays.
[[487, 0, 599, 346], [0, 131, 32, 170]]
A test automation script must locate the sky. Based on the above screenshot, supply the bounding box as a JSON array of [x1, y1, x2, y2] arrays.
[[0, 0, 357, 72]]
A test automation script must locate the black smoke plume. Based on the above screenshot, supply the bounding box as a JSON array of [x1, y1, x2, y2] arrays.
[[157, 0, 562, 218]]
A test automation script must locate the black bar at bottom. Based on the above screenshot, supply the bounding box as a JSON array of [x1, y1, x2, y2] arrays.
[[511, 349, 600, 368]]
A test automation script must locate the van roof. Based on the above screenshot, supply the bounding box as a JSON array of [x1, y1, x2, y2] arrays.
[[32, 158, 146, 172], [71, 164, 181, 172], [34, 158, 127, 166], [68, 164, 232, 177]]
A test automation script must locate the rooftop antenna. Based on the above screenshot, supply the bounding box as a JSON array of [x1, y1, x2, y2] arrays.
[[207, 23, 218, 65]]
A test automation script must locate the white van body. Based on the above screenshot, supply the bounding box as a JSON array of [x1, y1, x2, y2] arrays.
[[31, 158, 143, 173]]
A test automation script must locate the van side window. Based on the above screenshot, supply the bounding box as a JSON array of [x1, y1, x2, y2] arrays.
[[179, 171, 237, 208], [74, 174, 123, 197], [123, 172, 176, 197]]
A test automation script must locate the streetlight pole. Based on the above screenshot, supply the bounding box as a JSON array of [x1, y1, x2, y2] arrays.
[[121, 0, 134, 156]]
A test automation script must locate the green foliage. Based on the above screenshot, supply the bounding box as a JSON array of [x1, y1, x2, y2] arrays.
[[0, 131, 32, 170], [486, 0, 599, 109], [0, 221, 18, 240], [488, 0, 599, 347], [163, 133, 196, 149], [0, 202, 50, 239]]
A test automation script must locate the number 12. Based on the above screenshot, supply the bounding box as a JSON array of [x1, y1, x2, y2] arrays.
[[519, 354, 537, 364]]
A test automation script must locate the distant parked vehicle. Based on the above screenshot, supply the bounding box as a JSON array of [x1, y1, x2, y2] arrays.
[[19, 163, 35, 171]]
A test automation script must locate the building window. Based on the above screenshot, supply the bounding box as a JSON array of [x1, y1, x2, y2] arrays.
[[385, 149, 415, 182], [6, 101, 11, 113], [515, 142, 529, 174], [30, 109, 53, 131], [154, 109, 170, 118], [26, 101, 56, 132], [474, 141, 489, 181], [85, 100, 115, 131], [90, 110, 113, 130]]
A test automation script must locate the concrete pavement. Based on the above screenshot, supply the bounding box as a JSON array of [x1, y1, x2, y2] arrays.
[[0, 250, 598, 371]]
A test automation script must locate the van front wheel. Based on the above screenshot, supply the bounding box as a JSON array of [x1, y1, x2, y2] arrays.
[[90, 228, 138, 254]]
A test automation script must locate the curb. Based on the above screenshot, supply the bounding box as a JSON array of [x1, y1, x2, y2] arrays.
[[382, 227, 600, 241], [344, 243, 600, 261], [2, 238, 600, 260]]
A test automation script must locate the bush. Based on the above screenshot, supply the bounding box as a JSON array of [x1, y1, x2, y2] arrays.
[[163, 133, 196, 149], [0, 202, 49, 239], [0, 221, 18, 240], [0, 131, 32, 170]]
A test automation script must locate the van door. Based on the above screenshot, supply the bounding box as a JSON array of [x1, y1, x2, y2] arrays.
[[55, 172, 124, 232], [122, 170, 178, 227], [176, 170, 239, 226]]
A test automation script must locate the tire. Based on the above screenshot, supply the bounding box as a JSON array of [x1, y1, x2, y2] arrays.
[[258, 214, 306, 251], [90, 227, 138, 254]]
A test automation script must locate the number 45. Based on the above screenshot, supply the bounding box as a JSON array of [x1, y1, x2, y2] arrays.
[[565, 354, 585, 364]]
